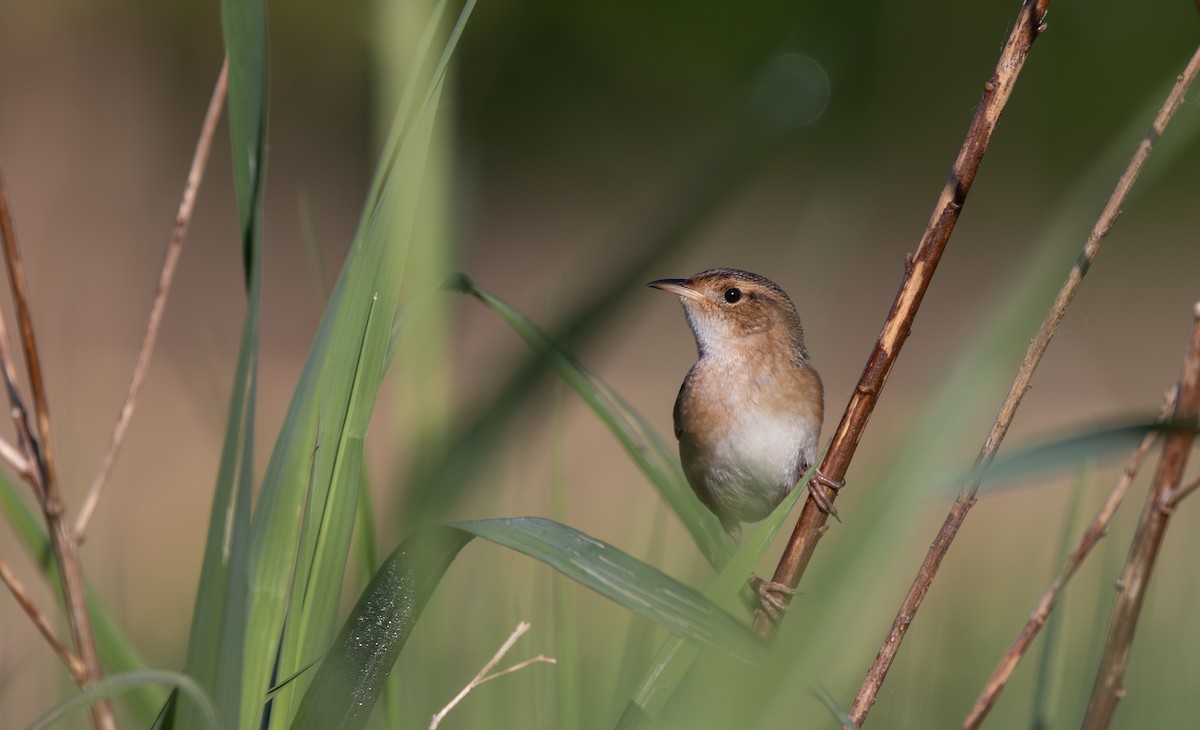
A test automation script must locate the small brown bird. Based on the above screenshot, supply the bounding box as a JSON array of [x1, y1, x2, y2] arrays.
[[650, 268, 837, 616]]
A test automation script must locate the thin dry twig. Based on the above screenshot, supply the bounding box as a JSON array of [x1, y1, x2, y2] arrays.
[[752, 0, 1053, 639], [850, 41, 1200, 728], [0, 175, 115, 730], [428, 621, 556, 730], [847, 41, 1200, 728], [0, 552, 86, 682], [0, 431, 31, 478], [963, 387, 1175, 728], [1081, 303, 1200, 729], [76, 57, 230, 537]]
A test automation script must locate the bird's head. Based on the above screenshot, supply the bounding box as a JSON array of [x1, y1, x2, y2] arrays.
[[648, 268, 809, 363]]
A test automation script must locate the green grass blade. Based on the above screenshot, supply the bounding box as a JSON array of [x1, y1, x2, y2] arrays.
[[27, 670, 218, 730], [454, 518, 766, 663], [176, 0, 267, 727], [179, 301, 258, 730], [264, 297, 387, 726], [357, 0, 456, 229], [238, 6, 474, 727], [293, 517, 767, 730], [352, 469, 379, 589], [968, 421, 1194, 495], [450, 275, 734, 571], [220, 0, 267, 277], [289, 528, 474, 730]]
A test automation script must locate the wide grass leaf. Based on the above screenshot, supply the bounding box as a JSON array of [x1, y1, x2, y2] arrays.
[[456, 518, 764, 662], [28, 670, 218, 730], [289, 528, 472, 730], [292, 517, 767, 730]]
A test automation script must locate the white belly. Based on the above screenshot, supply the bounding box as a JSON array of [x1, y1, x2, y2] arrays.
[[704, 409, 819, 524]]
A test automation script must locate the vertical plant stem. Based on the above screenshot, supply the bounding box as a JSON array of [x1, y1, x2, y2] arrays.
[[1081, 304, 1200, 728], [0, 551, 86, 681], [847, 42, 1200, 728], [0, 175, 114, 730], [753, 0, 1052, 638], [0, 182, 57, 496], [963, 388, 1173, 728], [76, 57, 230, 537]]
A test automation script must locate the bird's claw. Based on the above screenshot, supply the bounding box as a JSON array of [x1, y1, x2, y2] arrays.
[[807, 468, 844, 520], [749, 576, 800, 624]]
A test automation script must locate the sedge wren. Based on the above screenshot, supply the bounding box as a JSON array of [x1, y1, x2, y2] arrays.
[[650, 268, 837, 616]]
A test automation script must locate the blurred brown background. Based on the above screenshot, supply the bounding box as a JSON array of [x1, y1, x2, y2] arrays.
[[1, 0, 1198, 726]]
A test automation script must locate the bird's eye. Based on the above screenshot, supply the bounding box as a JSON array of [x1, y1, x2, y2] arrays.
[[723, 287, 742, 304]]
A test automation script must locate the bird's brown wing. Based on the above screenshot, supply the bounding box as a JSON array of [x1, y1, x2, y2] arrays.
[[672, 377, 687, 441], [673, 372, 731, 524]]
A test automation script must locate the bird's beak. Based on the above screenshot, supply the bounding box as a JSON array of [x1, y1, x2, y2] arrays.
[[648, 278, 706, 304]]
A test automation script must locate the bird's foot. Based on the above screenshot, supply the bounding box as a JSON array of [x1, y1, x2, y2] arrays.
[[749, 575, 800, 624], [805, 468, 845, 520]]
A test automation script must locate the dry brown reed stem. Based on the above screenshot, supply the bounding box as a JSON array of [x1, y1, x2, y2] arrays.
[[849, 41, 1200, 728], [751, 0, 1052, 639], [76, 57, 230, 537], [0, 180, 39, 486], [1, 188, 57, 495], [0, 551, 86, 681], [1081, 304, 1200, 728], [0, 176, 114, 730], [962, 387, 1174, 728]]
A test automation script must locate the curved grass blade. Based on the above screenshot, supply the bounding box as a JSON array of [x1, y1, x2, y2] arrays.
[[449, 274, 734, 571], [968, 421, 1198, 495], [293, 517, 766, 730], [455, 518, 764, 662], [27, 670, 218, 730]]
